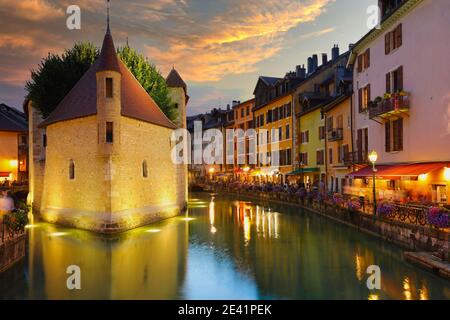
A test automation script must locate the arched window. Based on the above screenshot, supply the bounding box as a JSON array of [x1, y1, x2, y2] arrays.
[[69, 160, 75, 180], [142, 160, 148, 178]]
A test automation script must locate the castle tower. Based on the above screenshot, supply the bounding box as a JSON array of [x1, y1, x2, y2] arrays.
[[166, 68, 188, 128], [95, 10, 122, 213], [166, 68, 189, 203], [34, 1, 185, 233]]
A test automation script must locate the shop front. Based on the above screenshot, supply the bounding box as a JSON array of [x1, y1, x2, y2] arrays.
[[346, 162, 450, 205]]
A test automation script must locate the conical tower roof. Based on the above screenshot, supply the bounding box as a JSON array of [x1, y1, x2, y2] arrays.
[[40, 32, 176, 129], [166, 68, 187, 89]]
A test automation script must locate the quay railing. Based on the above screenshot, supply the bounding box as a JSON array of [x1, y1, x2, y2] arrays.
[[207, 183, 449, 231]]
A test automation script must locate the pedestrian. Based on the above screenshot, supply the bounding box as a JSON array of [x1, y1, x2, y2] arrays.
[[0, 187, 15, 222]]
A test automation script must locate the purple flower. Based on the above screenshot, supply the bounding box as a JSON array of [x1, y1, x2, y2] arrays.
[[427, 207, 450, 228]]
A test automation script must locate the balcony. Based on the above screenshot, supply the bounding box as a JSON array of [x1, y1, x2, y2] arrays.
[[369, 93, 410, 119], [327, 128, 343, 141], [344, 150, 369, 166]]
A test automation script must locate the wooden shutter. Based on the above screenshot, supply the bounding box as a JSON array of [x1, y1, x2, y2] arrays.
[[397, 118, 403, 151], [397, 24, 402, 48], [358, 88, 363, 112], [357, 55, 363, 73], [357, 129, 363, 158], [386, 73, 391, 93], [366, 49, 370, 68], [385, 33, 391, 54], [317, 150, 321, 165], [385, 121, 391, 152], [306, 130, 309, 143], [397, 66, 403, 91]]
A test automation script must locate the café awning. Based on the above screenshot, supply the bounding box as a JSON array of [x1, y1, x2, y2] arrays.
[[287, 167, 320, 176], [347, 162, 449, 178], [0, 172, 11, 178]]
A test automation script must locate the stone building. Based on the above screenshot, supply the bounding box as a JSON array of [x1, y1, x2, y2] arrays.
[[27, 22, 188, 233]]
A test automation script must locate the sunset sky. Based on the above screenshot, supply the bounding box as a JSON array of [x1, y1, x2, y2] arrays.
[[0, 0, 375, 115]]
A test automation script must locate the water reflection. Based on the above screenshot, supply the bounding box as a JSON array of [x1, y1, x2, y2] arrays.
[[0, 193, 449, 300]]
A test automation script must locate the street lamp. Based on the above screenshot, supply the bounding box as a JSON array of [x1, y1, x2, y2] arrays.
[[369, 150, 378, 217]]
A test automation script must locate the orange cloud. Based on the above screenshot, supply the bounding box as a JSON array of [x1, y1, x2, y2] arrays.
[[0, 0, 64, 21], [146, 0, 334, 81]]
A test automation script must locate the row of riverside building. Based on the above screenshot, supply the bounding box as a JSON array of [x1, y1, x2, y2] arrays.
[[188, 0, 450, 205]]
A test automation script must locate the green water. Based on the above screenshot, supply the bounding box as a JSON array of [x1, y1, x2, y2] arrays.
[[1, 192, 449, 300]]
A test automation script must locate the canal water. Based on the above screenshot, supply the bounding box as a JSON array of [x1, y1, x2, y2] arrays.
[[0, 193, 449, 300]]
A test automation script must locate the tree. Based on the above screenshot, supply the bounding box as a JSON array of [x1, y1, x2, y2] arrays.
[[118, 46, 177, 121], [26, 42, 177, 121], [26, 42, 99, 119]]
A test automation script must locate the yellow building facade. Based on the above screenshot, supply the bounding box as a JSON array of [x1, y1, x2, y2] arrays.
[[322, 95, 353, 193], [28, 25, 188, 233], [296, 107, 325, 187], [254, 93, 294, 182]]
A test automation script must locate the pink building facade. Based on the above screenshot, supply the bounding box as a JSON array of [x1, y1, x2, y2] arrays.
[[347, 0, 450, 204]]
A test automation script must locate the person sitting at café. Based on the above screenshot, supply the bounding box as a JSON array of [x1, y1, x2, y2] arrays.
[[0, 187, 15, 221]]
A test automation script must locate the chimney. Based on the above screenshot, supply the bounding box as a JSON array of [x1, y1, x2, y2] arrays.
[[227, 104, 230, 110], [332, 45, 340, 60], [307, 57, 313, 74], [322, 53, 328, 65], [348, 43, 355, 51], [232, 100, 239, 107], [296, 65, 306, 79], [312, 54, 318, 72]]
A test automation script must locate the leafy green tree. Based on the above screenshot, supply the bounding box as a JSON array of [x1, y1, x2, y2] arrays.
[[118, 45, 177, 121], [26, 42, 99, 118], [26, 42, 177, 121]]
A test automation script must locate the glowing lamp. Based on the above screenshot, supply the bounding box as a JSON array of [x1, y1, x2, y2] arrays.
[[418, 174, 428, 182], [9, 159, 18, 168], [208, 167, 215, 174], [368, 150, 378, 164], [444, 167, 450, 181], [243, 167, 250, 173]]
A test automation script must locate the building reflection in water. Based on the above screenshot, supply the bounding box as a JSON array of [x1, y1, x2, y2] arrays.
[[2, 194, 448, 300], [25, 218, 189, 300]]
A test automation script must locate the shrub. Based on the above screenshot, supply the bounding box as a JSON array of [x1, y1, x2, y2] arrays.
[[427, 207, 450, 228]]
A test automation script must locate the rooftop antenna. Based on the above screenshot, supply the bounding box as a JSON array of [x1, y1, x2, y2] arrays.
[[106, 0, 111, 34]]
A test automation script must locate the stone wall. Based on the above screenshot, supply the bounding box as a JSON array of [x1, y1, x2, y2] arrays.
[[27, 103, 46, 212], [38, 115, 187, 233]]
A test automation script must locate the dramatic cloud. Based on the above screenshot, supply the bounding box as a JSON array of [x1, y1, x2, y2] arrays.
[[146, 0, 334, 81], [0, 0, 335, 108], [0, 0, 64, 21]]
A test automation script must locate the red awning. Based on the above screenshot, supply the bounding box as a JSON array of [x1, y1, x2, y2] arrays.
[[347, 162, 449, 178], [0, 172, 11, 178]]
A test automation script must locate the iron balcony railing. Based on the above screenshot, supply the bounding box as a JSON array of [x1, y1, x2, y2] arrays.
[[344, 150, 368, 165], [369, 94, 410, 119], [327, 128, 344, 141]]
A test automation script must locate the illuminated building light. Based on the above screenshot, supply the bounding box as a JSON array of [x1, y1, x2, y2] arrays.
[[368, 294, 379, 300], [418, 174, 428, 182], [444, 167, 450, 181], [49, 232, 69, 237], [146, 229, 161, 233], [243, 167, 250, 173], [181, 217, 196, 221], [208, 167, 215, 174], [9, 160, 18, 167], [210, 226, 217, 234], [25, 224, 39, 229]]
